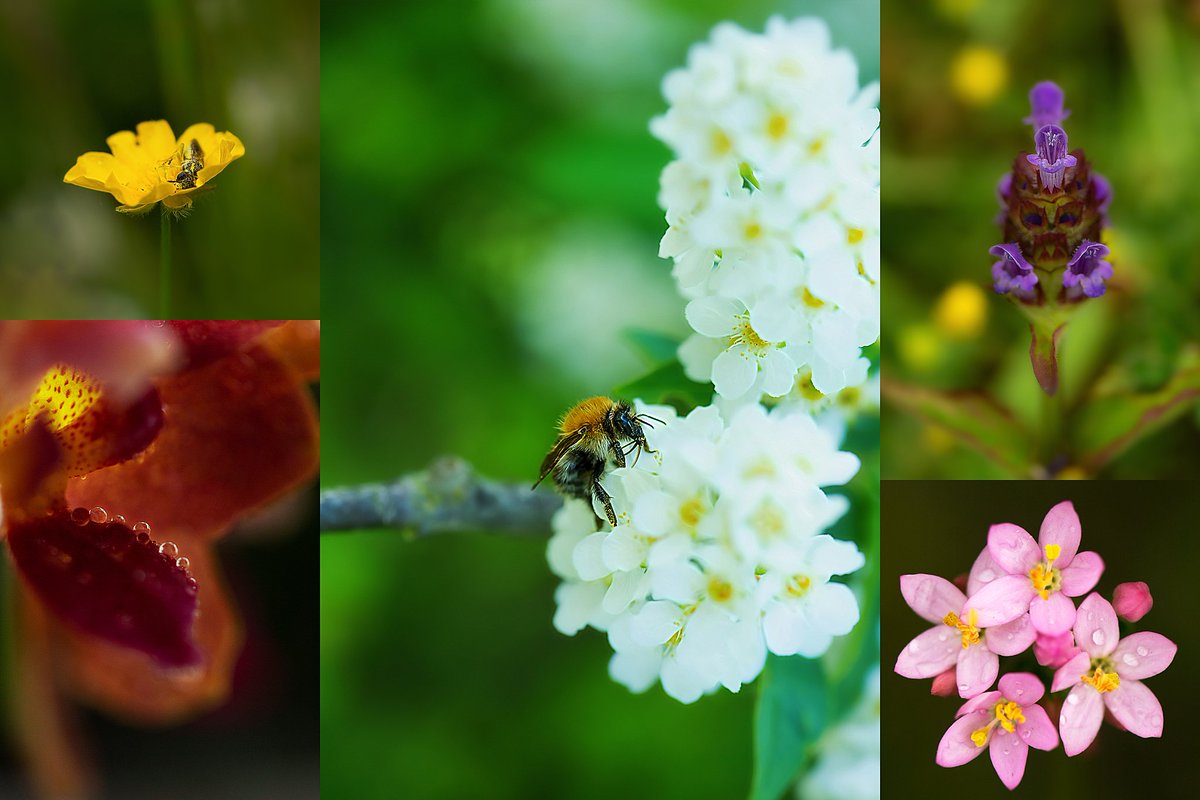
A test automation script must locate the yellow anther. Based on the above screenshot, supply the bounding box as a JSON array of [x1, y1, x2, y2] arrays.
[[786, 575, 811, 598], [1044, 544, 1061, 563], [995, 701, 1025, 733], [943, 609, 982, 649], [1081, 666, 1120, 694], [970, 728, 989, 748], [1028, 563, 1057, 600]]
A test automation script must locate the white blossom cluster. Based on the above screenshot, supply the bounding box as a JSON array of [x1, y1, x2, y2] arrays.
[[652, 17, 881, 407], [547, 401, 864, 703]]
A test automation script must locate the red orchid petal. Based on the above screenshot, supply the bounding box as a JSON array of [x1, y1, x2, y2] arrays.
[[67, 344, 318, 542], [261, 320, 321, 381], [55, 386, 165, 475], [5, 509, 201, 667], [0, 321, 178, 413], [166, 321, 283, 369], [0, 418, 65, 517], [54, 535, 242, 724]]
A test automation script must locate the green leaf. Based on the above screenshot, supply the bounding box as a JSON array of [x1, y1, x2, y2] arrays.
[[621, 328, 681, 365], [612, 361, 711, 415], [883, 378, 1036, 476], [750, 656, 828, 800], [1075, 347, 1200, 471]]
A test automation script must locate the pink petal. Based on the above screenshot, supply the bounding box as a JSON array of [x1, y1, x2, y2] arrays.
[[1017, 703, 1059, 751], [1111, 632, 1177, 680], [1038, 500, 1081, 566], [1104, 679, 1164, 738], [900, 573, 966, 624], [1059, 551, 1104, 596], [937, 710, 991, 767], [1052, 651, 1091, 693], [986, 613, 1036, 657], [999, 672, 1045, 705], [987, 523, 1039, 574], [1073, 592, 1118, 658], [955, 642, 998, 698], [959, 690, 1002, 716], [989, 728, 1028, 790], [1033, 630, 1080, 668], [1029, 592, 1076, 636], [966, 574, 1035, 627], [1060, 685, 1104, 756], [966, 546, 1004, 597], [895, 625, 959, 679]]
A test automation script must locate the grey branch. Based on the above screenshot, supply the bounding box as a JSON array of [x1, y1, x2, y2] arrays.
[[319, 456, 563, 537]]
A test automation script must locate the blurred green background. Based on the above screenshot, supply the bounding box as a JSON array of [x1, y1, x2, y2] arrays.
[[881, 0, 1200, 479], [0, 0, 319, 318], [320, 0, 877, 797], [882, 482, 1198, 798]]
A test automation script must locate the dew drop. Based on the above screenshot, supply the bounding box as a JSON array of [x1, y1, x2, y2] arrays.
[[89, 506, 108, 524], [185, 577, 199, 594], [908, 640, 921, 653], [978, 569, 995, 582], [110, 514, 126, 527], [958, 683, 970, 693], [175, 556, 190, 569], [1015, 688, 1024, 696], [1136, 646, 1149, 657], [1006, 633, 1014, 640], [133, 521, 151, 534], [70, 507, 90, 525], [136, 532, 151, 544], [1020, 728, 1031, 739], [1122, 653, 1138, 667], [937, 632, 949, 642], [159, 541, 178, 558], [1091, 630, 1105, 646], [1066, 693, 1080, 705]]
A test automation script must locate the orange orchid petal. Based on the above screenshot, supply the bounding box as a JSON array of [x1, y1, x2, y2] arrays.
[[166, 320, 283, 368], [52, 537, 242, 724], [261, 320, 321, 382], [66, 344, 318, 542]]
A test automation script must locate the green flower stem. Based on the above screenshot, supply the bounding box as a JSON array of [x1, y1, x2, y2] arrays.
[[160, 210, 172, 318]]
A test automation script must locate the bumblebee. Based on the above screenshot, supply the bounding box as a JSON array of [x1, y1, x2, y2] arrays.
[[533, 397, 662, 528], [165, 139, 204, 190]]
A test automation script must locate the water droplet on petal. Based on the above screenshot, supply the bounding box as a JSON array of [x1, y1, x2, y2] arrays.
[[1136, 646, 1149, 657], [89, 506, 108, 524], [937, 632, 949, 642], [136, 532, 150, 544], [1122, 653, 1138, 667], [1091, 630, 1105, 646], [1020, 728, 1031, 739], [70, 507, 90, 525], [110, 514, 126, 526], [979, 569, 995, 582], [175, 556, 190, 569], [958, 683, 970, 693], [1066, 693, 1080, 705], [908, 641, 921, 653], [133, 521, 152, 534], [186, 577, 199, 593], [159, 541, 178, 558]]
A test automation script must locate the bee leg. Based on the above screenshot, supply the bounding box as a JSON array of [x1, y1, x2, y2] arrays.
[[591, 478, 618, 528], [610, 438, 627, 469]]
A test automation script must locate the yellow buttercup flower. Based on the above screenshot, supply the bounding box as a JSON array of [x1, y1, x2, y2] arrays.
[[64, 121, 244, 213]]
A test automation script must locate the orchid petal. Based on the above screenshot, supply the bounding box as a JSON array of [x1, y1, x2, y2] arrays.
[[1018, 703, 1059, 751], [986, 613, 1036, 657], [1060, 685, 1104, 756], [955, 642, 998, 698], [900, 573, 966, 624], [936, 711, 991, 768], [998, 672, 1045, 705], [987, 523, 1039, 573], [1051, 651, 1091, 693], [1059, 551, 1104, 596], [965, 574, 1035, 627], [1073, 593, 1118, 658], [1111, 632, 1177, 681], [1029, 591, 1076, 636], [1104, 678, 1164, 739], [1037, 501, 1081, 565], [989, 729, 1028, 790]]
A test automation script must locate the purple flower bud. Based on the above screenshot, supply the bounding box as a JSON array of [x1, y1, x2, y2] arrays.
[[1063, 240, 1113, 298], [990, 243, 1038, 298], [1112, 581, 1153, 622], [1025, 125, 1078, 192], [1091, 171, 1112, 223], [1024, 81, 1070, 129]]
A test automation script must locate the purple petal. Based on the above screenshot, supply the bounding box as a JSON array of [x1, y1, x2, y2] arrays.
[[987, 522, 1039, 574], [1063, 240, 1114, 298], [1018, 703, 1059, 751], [967, 545, 1005, 597], [989, 729, 1029, 790], [999, 672, 1045, 705], [1104, 679, 1164, 739], [987, 613, 1036, 657], [1060, 684, 1105, 756], [1037, 500, 1080, 565], [1091, 172, 1112, 221], [959, 690, 1003, 717], [937, 711, 992, 767], [1027, 125, 1078, 192], [1111, 632, 1177, 680], [1059, 551, 1104, 596], [1029, 592, 1076, 636], [1051, 651, 1091, 693], [1024, 81, 1070, 129], [1073, 592, 1118, 658], [895, 625, 960, 679], [989, 244, 1038, 297], [900, 573, 967, 624], [956, 642, 999, 698], [966, 574, 1036, 627]]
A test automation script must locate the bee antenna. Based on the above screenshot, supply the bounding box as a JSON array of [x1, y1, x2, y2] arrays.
[[637, 413, 664, 427]]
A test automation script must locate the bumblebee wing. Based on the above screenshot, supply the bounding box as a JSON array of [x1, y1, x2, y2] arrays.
[[533, 429, 586, 489]]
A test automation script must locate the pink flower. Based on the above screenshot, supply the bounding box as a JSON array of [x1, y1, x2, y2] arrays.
[[1112, 581, 1153, 622], [965, 501, 1104, 636], [1052, 593, 1176, 756], [936, 672, 1059, 790], [1033, 630, 1080, 668], [896, 573, 1034, 698]]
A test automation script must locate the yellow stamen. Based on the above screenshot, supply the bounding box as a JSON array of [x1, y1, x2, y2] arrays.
[[767, 113, 788, 140], [942, 609, 982, 649], [786, 575, 811, 598], [995, 700, 1025, 733], [730, 314, 770, 350], [1028, 563, 1057, 600], [1044, 543, 1061, 562], [801, 288, 825, 309], [846, 227, 865, 245], [970, 728, 990, 748], [1081, 666, 1120, 694], [679, 497, 704, 528], [708, 576, 733, 603]]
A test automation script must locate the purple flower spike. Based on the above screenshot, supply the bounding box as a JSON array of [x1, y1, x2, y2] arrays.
[[1026, 125, 1078, 192], [1024, 81, 1070, 129], [1063, 240, 1113, 298], [990, 243, 1038, 298], [1091, 172, 1113, 223]]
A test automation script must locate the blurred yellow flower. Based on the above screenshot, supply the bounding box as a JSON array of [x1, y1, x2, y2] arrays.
[[934, 281, 988, 339], [1056, 466, 1089, 480], [900, 324, 942, 372], [950, 45, 1007, 106], [64, 121, 244, 213]]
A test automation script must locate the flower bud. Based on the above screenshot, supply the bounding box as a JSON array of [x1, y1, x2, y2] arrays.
[[930, 668, 958, 697], [1033, 630, 1080, 668], [1112, 581, 1153, 622]]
